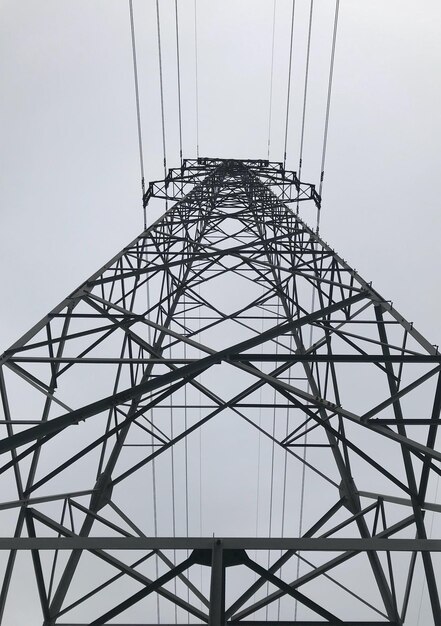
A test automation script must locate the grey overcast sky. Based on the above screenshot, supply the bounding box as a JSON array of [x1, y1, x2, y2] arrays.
[[1, 0, 441, 353], [1, 1, 441, 624]]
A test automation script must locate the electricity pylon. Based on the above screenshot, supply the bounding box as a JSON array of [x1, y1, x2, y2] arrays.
[[0, 158, 440, 624]]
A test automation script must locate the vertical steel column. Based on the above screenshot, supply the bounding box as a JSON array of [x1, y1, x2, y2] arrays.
[[209, 540, 225, 626]]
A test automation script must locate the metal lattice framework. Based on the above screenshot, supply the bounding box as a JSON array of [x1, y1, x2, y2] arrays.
[[0, 158, 440, 625]]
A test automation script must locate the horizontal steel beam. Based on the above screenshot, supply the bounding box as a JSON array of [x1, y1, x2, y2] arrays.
[[11, 357, 198, 364], [56, 623, 399, 626], [230, 354, 441, 363], [0, 292, 366, 455], [0, 537, 440, 551], [226, 621, 399, 625]]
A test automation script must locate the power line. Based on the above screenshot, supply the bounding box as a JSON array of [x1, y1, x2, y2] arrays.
[[128, 0, 146, 229], [168, 336, 178, 621], [155, 0, 167, 179], [317, 0, 340, 222], [278, 332, 293, 620], [291, 18, 337, 586], [151, 419, 160, 622], [283, 0, 297, 170], [298, 0, 314, 183], [266, 298, 281, 621], [267, 0, 277, 161], [175, 0, 183, 165], [194, 0, 200, 159]]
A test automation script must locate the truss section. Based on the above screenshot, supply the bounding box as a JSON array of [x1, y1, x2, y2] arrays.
[[0, 158, 440, 624], [143, 158, 321, 206]]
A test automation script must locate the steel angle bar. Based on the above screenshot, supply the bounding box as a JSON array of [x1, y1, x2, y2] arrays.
[[89, 553, 198, 626], [230, 359, 441, 467], [225, 499, 345, 618], [243, 555, 342, 622], [55, 623, 400, 626], [1, 158, 440, 624], [230, 354, 441, 363], [0, 537, 440, 551], [231, 516, 416, 621], [0, 292, 366, 455], [246, 180, 398, 622], [359, 491, 441, 514], [55, 622, 400, 626], [29, 511, 209, 622]]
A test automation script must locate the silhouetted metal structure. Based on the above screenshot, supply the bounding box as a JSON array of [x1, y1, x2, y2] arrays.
[[0, 158, 440, 624]]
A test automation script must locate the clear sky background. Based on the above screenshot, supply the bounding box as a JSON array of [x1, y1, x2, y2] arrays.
[[1, 1, 441, 624]]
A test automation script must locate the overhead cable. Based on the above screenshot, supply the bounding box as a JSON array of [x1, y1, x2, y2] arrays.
[[266, 298, 281, 620], [128, 0, 147, 229], [317, 0, 340, 231], [194, 0, 200, 159], [283, 0, 297, 170], [151, 428, 160, 622], [175, 0, 183, 165], [267, 0, 277, 160], [278, 331, 293, 619], [298, 0, 314, 184], [155, 0, 168, 179], [170, 385, 178, 623]]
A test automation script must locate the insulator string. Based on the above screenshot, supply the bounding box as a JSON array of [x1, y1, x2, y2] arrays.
[[128, 0, 147, 229], [283, 0, 296, 169]]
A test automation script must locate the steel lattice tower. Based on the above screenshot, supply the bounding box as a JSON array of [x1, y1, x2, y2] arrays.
[[0, 158, 440, 625]]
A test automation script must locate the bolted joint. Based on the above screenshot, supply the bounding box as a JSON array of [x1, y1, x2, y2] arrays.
[[89, 474, 113, 512], [339, 478, 361, 515]]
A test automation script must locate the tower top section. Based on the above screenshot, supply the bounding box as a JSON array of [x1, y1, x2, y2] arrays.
[[143, 156, 322, 209]]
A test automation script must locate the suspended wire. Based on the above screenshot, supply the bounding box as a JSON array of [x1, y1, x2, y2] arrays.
[[283, 0, 297, 169], [316, 0, 340, 232], [174, 0, 184, 165], [170, 382, 178, 623], [254, 287, 266, 582], [184, 361, 190, 538], [266, 299, 281, 620], [266, 0, 277, 161], [298, 0, 314, 184], [293, 12, 322, 596], [155, 0, 167, 179], [294, 238, 319, 621], [198, 282, 203, 609], [145, 287, 160, 621], [194, 0, 200, 159], [153, 4, 166, 619], [183, 301, 189, 542], [183, 294, 191, 617], [254, 375, 263, 603], [151, 431, 161, 622], [128, 0, 147, 229], [277, 332, 293, 620]]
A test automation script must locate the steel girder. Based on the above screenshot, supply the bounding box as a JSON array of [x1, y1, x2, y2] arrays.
[[0, 158, 440, 624]]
